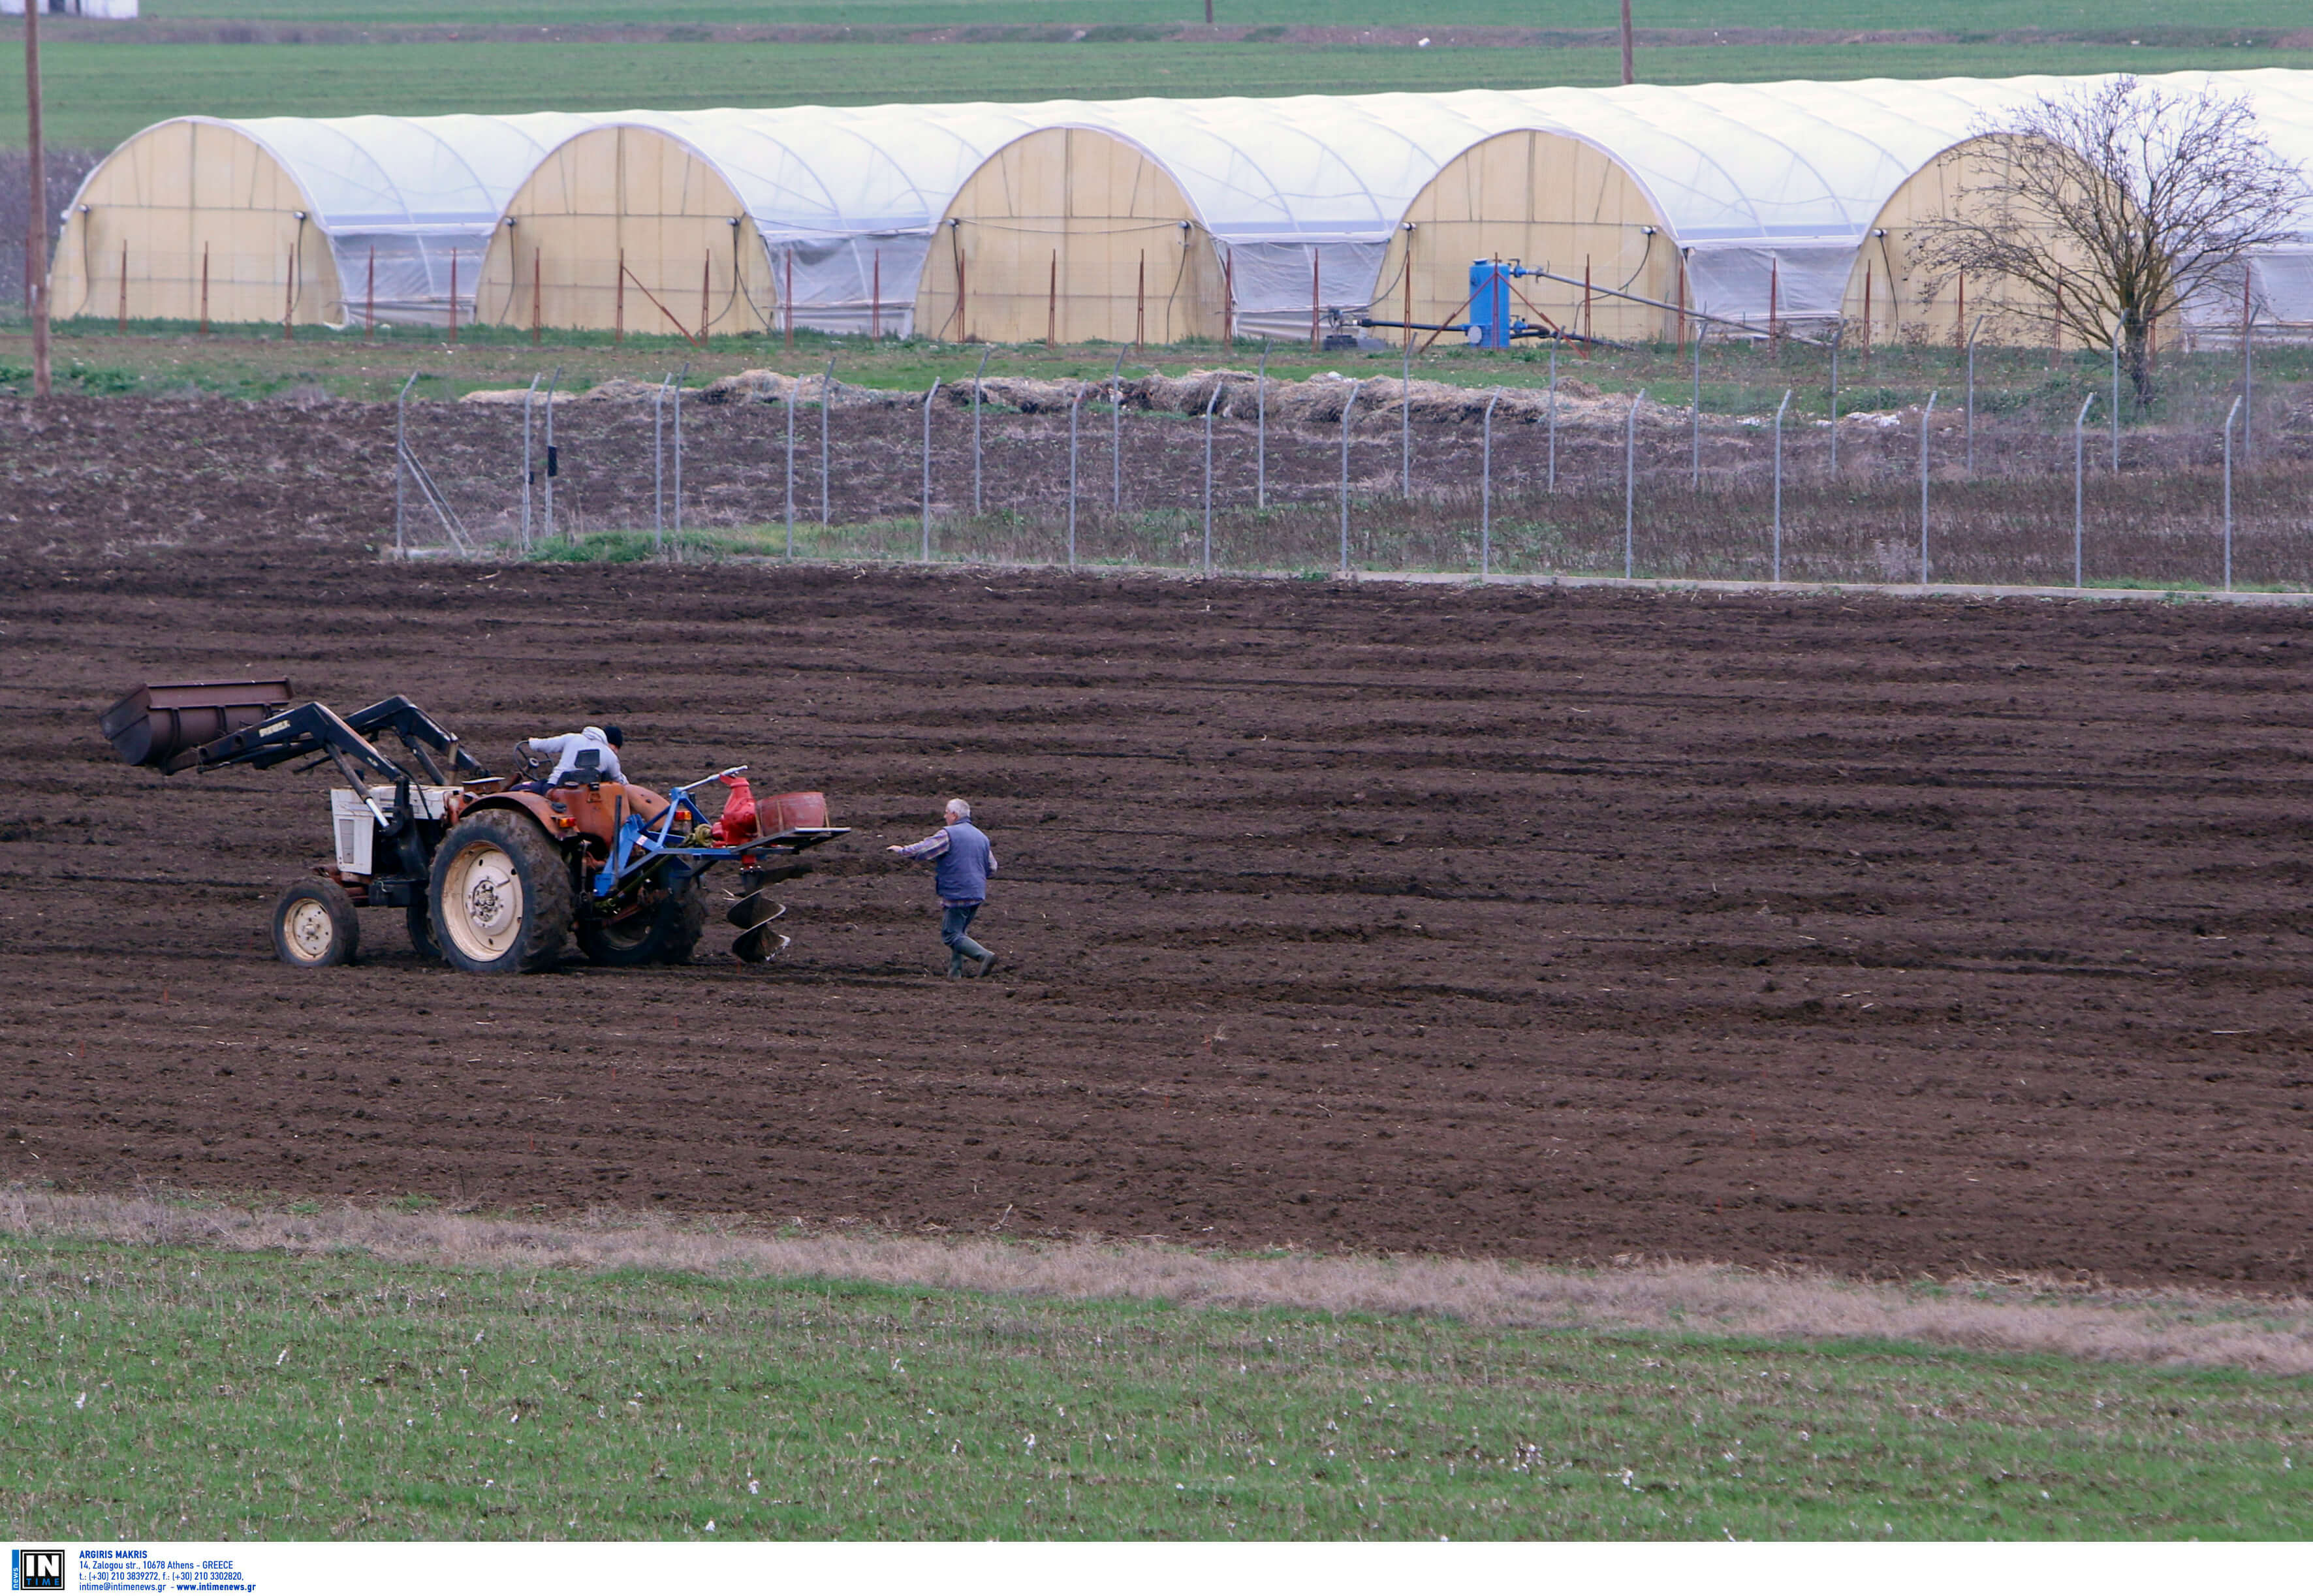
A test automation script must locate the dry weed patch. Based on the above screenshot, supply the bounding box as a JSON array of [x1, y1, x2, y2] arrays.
[[9, 1189, 2313, 1371]]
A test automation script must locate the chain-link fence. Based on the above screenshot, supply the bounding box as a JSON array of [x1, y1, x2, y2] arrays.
[[388, 336, 2313, 591]]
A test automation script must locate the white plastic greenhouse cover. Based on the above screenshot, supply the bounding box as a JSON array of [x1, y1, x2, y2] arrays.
[[1061, 92, 1579, 339], [85, 112, 607, 325], [1504, 71, 2313, 328], [570, 96, 1562, 337], [593, 105, 1059, 337]]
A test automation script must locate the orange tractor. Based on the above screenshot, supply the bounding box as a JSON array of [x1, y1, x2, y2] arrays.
[[102, 681, 847, 973]]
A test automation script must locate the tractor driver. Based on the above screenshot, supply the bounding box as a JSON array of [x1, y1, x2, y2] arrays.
[[515, 723, 625, 791]]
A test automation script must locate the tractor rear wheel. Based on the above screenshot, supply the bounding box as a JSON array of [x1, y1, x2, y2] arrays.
[[428, 810, 574, 975], [272, 879, 360, 969], [577, 876, 707, 967]]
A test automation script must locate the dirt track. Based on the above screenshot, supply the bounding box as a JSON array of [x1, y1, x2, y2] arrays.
[[5, 404, 2313, 1287]]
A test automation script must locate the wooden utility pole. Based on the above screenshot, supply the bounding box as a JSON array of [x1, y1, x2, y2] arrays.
[[25, 0, 50, 398], [1620, 0, 1635, 85]]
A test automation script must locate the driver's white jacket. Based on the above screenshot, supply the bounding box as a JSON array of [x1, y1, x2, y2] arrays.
[[531, 730, 626, 785]]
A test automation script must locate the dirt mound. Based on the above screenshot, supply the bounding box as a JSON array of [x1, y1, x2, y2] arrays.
[[673, 365, 1673, 429]]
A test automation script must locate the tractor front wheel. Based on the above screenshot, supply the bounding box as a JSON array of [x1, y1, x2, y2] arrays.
[[406, 899, 442, 963], [428, 811, 574, 975], [577, 876, 707, 967], [272, 879, 360, 969]]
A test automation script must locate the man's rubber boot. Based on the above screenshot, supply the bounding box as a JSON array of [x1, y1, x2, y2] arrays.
[[947, 949, 965, 979], [955, 933, 996, 978]]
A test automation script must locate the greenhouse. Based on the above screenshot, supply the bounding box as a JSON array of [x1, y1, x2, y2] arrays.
[[1840, 69, 2313, 343], [52, 112, 599, 328], [911, 125, 1229, 346], [473, 105, 1052, 338]]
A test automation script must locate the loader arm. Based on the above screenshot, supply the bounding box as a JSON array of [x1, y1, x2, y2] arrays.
[[341, 696, 490, 783], [179, 700, 411, 783]]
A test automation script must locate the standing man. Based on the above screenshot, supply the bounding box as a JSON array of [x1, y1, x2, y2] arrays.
[[889, 798, 998, 977]]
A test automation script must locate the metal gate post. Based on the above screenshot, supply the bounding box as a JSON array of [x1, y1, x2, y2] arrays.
[[784, 376, 796, 557]]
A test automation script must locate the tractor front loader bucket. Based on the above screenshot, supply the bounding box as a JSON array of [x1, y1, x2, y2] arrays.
[[101, 680, 292, 771]]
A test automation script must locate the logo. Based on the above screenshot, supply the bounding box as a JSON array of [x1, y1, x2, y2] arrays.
[[11, 1550, 63, 1591]]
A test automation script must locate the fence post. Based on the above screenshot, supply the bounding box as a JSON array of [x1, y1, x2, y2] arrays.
[[1624, 390, 1644, 580], [1203, 385, 1219, 576], [1547, 341, 1558, 492], [2242, 283, 2255, 467], [672, 361, 689, 554], [394, 371, 417, 557], [921, 379, 939, 561], [1918, 390, 1937, 584], [1690, 326, 1703, 489], [543, 366, 560, 545], [1481, 387, 1500, 579], [971, 345, 991, 517], [820, 354, 835, 527], [1256, 338, 1270, 510], [2224, 394, 2242, 593], [1965, 313, 1985, 475], [1400, 322, 1413, 497], [2074, 391, 2096, 589], [2109, 334, 2120, 473], [1339, 381, 1361, 577], [1110, 349, 1125, 513], [1067, 383, 1086, 569], [1828, 329, 1841, 478], [784, 375, 796, 559], [652, 373, 669, 557], [1773, 388, 1791, 583], [520, 373, 539, 552]]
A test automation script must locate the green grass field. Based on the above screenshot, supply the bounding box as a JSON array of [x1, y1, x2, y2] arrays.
[[3, 1228, 2307, 1540], [3, 0, 2310, 153], [118, 0, 2313, 32], [8, 40, 2311, 153]]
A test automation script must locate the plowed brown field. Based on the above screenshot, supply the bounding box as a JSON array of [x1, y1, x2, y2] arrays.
[[5, 397, 2312, 1290]]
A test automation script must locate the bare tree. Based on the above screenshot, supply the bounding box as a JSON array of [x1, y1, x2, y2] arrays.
[[1912, 76, 2308, 407]]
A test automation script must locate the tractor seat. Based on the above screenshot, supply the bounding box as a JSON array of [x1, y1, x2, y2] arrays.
[[554, 750, 612, 786]]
